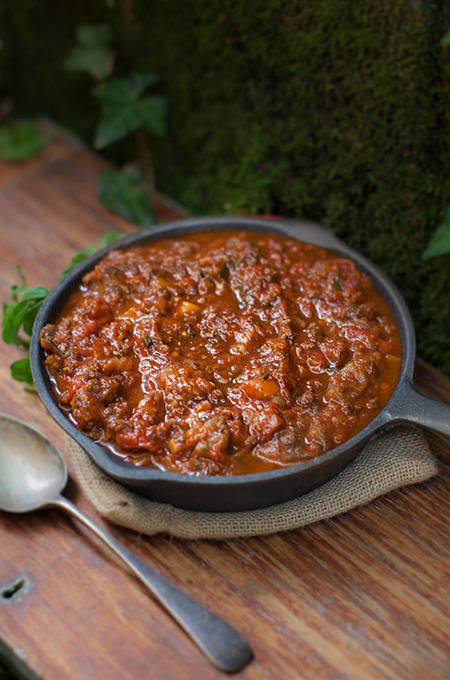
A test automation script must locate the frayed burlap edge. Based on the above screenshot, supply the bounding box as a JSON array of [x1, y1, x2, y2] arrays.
[[66, 424, 438, 540]]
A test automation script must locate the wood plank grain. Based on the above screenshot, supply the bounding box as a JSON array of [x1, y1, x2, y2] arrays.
[[0, 130, 449, 680]]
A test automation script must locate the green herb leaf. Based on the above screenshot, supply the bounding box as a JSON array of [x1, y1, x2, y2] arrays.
[[0, 121, 53, 162], [98, 232, 123, 248], [22, 287, 51, 300], [423, 207, 450, 259], [60, 232, 123, 278], [442, 29, 450, 47], [2, 299, 31, 347], [332, 276, 342, 291], [60, 246, 96, 278], [2, 275, 49, 350], [23, 299, 46, 336], [10, 358, 34, 388], [11, 266, 26, 302], [98, 166, 154, 226], [218, 263, 228, 279], [3, 233, 125, 389]]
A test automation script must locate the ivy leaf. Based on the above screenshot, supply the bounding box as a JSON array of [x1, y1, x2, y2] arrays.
[[442, 29, 450, 47], [423, 207, 450, 259], [135, 96, 167, 138], [64, 47, 114, 78], [98, 166, 154, 226], [131, 71, 160, 94], [63, 24, 114, 79], [0, 121, 53, 162], [10, 358, 34, 388], [93, 73, 166, 148], [76, 24, 113, 49], [93, 72, 159, 105]]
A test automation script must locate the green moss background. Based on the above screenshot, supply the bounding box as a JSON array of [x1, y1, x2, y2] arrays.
[[2, 0, 450, 372]]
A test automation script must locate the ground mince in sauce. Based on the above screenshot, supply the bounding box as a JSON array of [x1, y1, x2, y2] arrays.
[[40, 230, 402, 476]]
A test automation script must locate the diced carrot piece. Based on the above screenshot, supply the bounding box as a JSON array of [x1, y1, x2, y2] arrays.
[[242, 378, 280, 399], [176, 300, 200, 316], [156, 276, 169, 288]]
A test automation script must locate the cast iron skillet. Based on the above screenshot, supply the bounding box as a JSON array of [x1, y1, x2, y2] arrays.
[[30, 216, 450, 512]]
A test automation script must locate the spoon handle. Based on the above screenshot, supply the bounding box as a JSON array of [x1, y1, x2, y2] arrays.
[[49, 495, 252, 672]]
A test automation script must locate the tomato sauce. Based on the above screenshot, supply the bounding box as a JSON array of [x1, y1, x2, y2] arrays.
[[40, 231, 402, 476]]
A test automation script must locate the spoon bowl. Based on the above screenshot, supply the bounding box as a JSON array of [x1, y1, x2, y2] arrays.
[[0, 414, 67, 513], [0, 412, 252, 672]]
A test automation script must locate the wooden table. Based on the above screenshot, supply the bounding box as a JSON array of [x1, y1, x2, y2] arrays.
[[0, 126, 449, 680]]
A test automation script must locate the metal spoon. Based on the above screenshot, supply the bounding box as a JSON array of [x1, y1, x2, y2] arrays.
[[0, 413, 252, 673]]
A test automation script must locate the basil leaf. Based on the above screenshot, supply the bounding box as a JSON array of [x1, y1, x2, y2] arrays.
[[2, 299, 31, 346], [23, 300, 46, 337], [60, 246, 96, 278], [10, 358, 34, 388], [22, 287, 50, 300], [98, 232, 123, 248]]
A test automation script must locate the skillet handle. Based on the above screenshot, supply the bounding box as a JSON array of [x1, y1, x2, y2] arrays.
[[387, 380, 450, 437]]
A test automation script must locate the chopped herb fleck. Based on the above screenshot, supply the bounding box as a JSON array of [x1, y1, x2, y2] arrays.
[[219, 264, 228, 279], [332, 276, 342, 291], [144, 335, 153, 347]]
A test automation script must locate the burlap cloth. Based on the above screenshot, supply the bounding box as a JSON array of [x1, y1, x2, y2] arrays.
[[65, 424, 438, 540]]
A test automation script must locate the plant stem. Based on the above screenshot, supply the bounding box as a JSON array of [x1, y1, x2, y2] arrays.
[[136, 126, 156, 205]]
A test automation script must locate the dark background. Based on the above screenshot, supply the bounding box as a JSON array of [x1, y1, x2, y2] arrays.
[[2, 0, 450, 373]]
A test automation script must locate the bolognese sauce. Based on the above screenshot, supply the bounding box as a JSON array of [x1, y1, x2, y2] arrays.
[[40, 230, 402, 476]]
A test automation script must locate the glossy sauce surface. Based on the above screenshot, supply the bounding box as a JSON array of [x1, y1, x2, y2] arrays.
[[41, 231, 402, 476]]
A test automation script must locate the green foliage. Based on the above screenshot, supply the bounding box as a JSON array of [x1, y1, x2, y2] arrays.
[[63, 23, 114, 79], [2, 233, 123, 388], [93, 72, 166, 149], [61, 231, 122, 276], [3, 0, 450, 373], [99, 166, 153, 226], [2, 267, 49, 350], [61, 21, 166, 221], [442, 29, 450, 47], [129, 0, 450, 373], [423, 30, 450, 261], [423, 208, 450, 259], [10, 358, 34, 388], [0, 121, 52, 161]]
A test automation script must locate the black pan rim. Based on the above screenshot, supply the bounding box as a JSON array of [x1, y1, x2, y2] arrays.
[[30, 215, 415, 491]]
